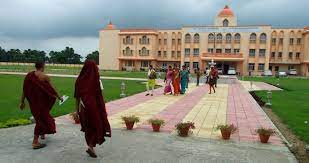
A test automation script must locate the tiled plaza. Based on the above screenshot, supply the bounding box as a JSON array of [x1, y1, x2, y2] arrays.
[[102, 77, 284, 145]]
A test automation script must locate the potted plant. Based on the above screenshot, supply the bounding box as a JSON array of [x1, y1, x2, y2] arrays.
[[216, 124, 237, 140], [70, 112, 80, 124], [148, 119, 165, 132], [175, 122, 195, 137], [121, 115, 140, 130], [256, 128, 276, 143]]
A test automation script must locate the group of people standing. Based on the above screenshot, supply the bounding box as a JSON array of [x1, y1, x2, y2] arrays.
[[163, 65, 190, 95], [20, 60, 110, 158]]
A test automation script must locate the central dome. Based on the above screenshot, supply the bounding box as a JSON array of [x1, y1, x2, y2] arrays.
[[218, 5, 234, 17]]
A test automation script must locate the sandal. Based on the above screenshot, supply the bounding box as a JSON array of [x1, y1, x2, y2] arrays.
[[86, 149, 97, 158], [32, 143, 46, 150]]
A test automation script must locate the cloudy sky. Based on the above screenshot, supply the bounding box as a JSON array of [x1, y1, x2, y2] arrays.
[[0, 0, 308, 57]]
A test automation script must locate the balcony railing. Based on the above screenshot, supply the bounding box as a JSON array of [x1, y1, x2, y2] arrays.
[[202, 53, 243, 58]]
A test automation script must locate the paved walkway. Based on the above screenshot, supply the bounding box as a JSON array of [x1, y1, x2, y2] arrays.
[[0, 77, 296, 162]]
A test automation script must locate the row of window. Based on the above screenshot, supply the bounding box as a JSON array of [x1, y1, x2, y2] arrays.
[[123, 36, 150, 45], [271, 38, 302, 45], [123, 47, 150, 56], [123, 34, 302, 46], [183, 62, 199, 69], [249, 49, 266, 57], [248, 63, 265, 71], [271, 38, 301, 45], [158, 38, 181, 46], [271, 52, 300, 59], [158, 51, 181, 58]]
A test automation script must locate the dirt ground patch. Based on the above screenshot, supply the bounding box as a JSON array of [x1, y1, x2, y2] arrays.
[[262, 107, 309, 163]]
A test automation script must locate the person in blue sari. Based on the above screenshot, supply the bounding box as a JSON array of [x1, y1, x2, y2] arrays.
[[180, 65, 189, 94]]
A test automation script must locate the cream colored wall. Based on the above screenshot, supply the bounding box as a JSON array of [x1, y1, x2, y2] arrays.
[[99, 29, 120, 70], [157, 30, 182, 64], [270, 28, 303, 63]]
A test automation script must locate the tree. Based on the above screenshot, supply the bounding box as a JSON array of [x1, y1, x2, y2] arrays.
[[0, 47, 7, 62], [7, 49, 23, 62], [86, 51, 99, 64], [49, 47, 82, 64], [23, 49, 46, 63]]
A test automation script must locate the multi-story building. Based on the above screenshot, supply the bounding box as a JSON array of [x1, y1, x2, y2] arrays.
[[99, 5, 309, 76]]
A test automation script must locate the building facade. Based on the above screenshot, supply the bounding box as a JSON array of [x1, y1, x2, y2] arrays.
[[99, 5, 309, 76]]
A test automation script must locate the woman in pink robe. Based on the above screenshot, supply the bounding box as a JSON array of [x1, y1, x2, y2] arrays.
[[164, 66, 173, 95]]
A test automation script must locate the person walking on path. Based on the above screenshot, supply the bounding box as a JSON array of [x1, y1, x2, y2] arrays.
[[146, 65, 156, 96], [205, 67, 210, 84], [180, 65, 190, 94], [195, 67, 201, 86], [20, 62, 62, 149], [164, 66, 173, 95], [74, 60, 111, 158], [214, 67, 219, 88], [172, 65, 181, 96], [208, 66, 216, 94]]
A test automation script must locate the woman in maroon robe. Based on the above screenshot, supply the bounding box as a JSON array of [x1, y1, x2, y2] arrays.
[[20, 62, 62, 149], [74, 60, 111, 158]]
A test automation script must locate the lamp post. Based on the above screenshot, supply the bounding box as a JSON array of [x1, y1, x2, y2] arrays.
[[120, 81, 126, 97], [266, 90, 272, 106], [250, 81, 253, 90]]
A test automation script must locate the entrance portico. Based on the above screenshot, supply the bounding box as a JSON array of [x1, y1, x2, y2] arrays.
[[201, 53, 244, 75]]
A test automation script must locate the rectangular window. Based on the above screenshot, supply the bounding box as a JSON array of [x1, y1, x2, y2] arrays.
[[125, 61, 134, 67], [258, 64, 265, 71], [289, 38, 294, 45], [172, 51, 175, 57], [193, 62, 199, 69], [158, 51, 161, 57], [288, 65, 294, 70], [259, 49, 266, 57], [177, 51, 181, 58], [141, 61, 149, 68], [162, 62, 167, 69], [271, 38, 276, 45], [289, 52, 293, 59], [193, 48, 199, 56], [234, 49, 240, 54], [269, 66, 272, 71], [184, 62, 190, 68], [178, 39, 181, 45], [278, 52, 282, 58], [279, 38, 283, 44], [249, 49, 256, 57], [172, 39, 176, 45], [185, 48, 190, 56], [163, 51, 167, 57], [225, 49, 231, 53], [248, 63, 255, 71], [297, 38, 301, 45], [275, 66, 279, 71], [271, 52, 275, 58], [208, 48, 214, 53], [216, 49, 222, 53], [296, 52, 300, 59], [164, 39, 167, 45], [158, 39, 161, 45]]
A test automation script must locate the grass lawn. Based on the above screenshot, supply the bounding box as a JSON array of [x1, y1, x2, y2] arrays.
[[244, 77, 309, 143], [0, 74, 147, 123], [0, 64, 148, 78]]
